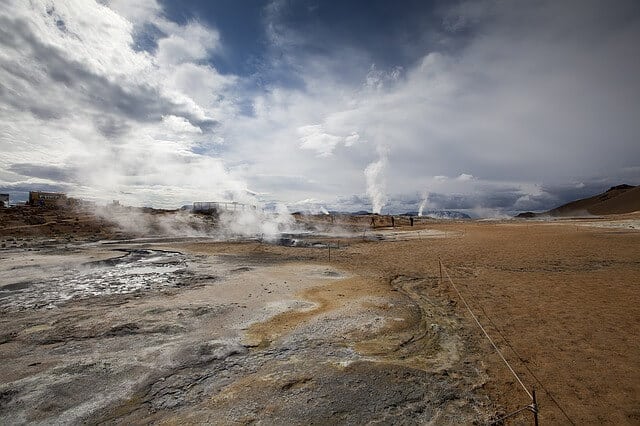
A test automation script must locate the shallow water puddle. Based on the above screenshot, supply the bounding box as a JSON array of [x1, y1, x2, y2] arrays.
[[0, 249, 189, 310]]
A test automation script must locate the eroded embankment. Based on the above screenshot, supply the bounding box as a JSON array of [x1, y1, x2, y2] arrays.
[[0, 239, 492, 424]]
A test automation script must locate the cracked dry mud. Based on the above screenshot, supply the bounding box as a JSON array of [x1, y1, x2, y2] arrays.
[[0, 238, 492, 425]]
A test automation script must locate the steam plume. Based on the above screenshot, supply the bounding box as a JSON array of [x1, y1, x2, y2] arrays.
[[417, 200, 426, 217], [418, 195, 429, 217], [219, 203, 294, 241], [364, 146, 389, 214]]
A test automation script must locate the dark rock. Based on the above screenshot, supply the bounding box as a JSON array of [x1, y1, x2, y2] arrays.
[[105, 323, 140, 337]]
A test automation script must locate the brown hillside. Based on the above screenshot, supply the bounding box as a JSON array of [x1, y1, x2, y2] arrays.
[[549, 184, 640, 216]]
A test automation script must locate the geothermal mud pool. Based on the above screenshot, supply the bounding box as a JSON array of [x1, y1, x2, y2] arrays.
[[0, 249, 191, 310], [0, 237, 492, 424]]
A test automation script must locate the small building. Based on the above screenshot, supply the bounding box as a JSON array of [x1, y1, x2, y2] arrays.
[[193, 201, 256, 213], [0, 194, 8, 208], [28, 191, 67, 207]]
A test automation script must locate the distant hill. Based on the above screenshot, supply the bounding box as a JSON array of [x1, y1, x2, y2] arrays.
[[517, 184, 640, 217]]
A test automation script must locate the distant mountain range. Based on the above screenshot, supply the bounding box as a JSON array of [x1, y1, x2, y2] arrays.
[[517, 184, 640, 218]]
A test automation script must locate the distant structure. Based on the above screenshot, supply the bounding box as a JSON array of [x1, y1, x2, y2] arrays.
[[28, 191, 67, 207], [193, 201, 256, 213], [0, 193, 8, 208]]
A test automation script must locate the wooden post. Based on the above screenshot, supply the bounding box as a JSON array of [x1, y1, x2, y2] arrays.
[[439, 259, 443, 285], [328, 244, 331, 261], [532, 388, 539, 426]]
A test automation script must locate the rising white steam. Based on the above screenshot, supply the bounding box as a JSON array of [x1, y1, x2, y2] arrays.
[[418, 195, 429, 217], [219, 203, 295, 241], [94, 205, 215, 237], [94, 196, 297, 241], [364, 146, 389, 214], [417, 200, 426, 217]]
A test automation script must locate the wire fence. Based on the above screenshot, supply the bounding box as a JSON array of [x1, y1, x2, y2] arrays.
[[262, 229, 573, 424], [438, 258, 576, 425]]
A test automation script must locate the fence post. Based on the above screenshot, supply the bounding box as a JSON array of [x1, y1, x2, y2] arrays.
[[532, 388, 539, 426], [439, 259, 443, 285]]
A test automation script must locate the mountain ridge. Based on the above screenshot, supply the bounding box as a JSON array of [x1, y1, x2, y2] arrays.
[[517, 184, 640, 217]]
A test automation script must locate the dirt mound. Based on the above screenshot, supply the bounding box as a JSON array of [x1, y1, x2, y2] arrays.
[[0, 204, 117, 239], [548, 184, 640, 216], [519, 184, 640, 218]]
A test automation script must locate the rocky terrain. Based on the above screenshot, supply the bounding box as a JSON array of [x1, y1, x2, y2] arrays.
[[1, 206, 639, 424]]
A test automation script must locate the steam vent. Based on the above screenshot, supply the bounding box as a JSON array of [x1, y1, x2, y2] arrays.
[[1, 1, 640, 424]]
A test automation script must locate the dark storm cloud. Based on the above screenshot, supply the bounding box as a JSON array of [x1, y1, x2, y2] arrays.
[[427, 190, 555, 212], [0, 16, 215, 133], [427, 193, 476, 210], [421, 183, 629, 213], [266, 0, 444, 68], [539, 182, 619, 207], [0, 182, 69, 201], [329, 185, 612, 215], [9, 163, 79, 184], [475, 191, 523, 209]]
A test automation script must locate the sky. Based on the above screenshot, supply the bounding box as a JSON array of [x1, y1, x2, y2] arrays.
[[1, 0, 639, 216]]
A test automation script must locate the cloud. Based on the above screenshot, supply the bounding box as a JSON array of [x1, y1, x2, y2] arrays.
[[0, 0, 243, 207], [0, 13, 214, 129], [101, 0, 162, 25], [156, 22, 220, 66], [297, 125, 359, 157], [456, 174, 474, 182], [162, 115, 203, 135], [9, 163, 79, 184], [1, 0, 639, 216], [230, 0, 640, 213]]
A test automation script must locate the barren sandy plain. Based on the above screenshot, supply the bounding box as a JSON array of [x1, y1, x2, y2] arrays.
[[1, 208, 639, 425]]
